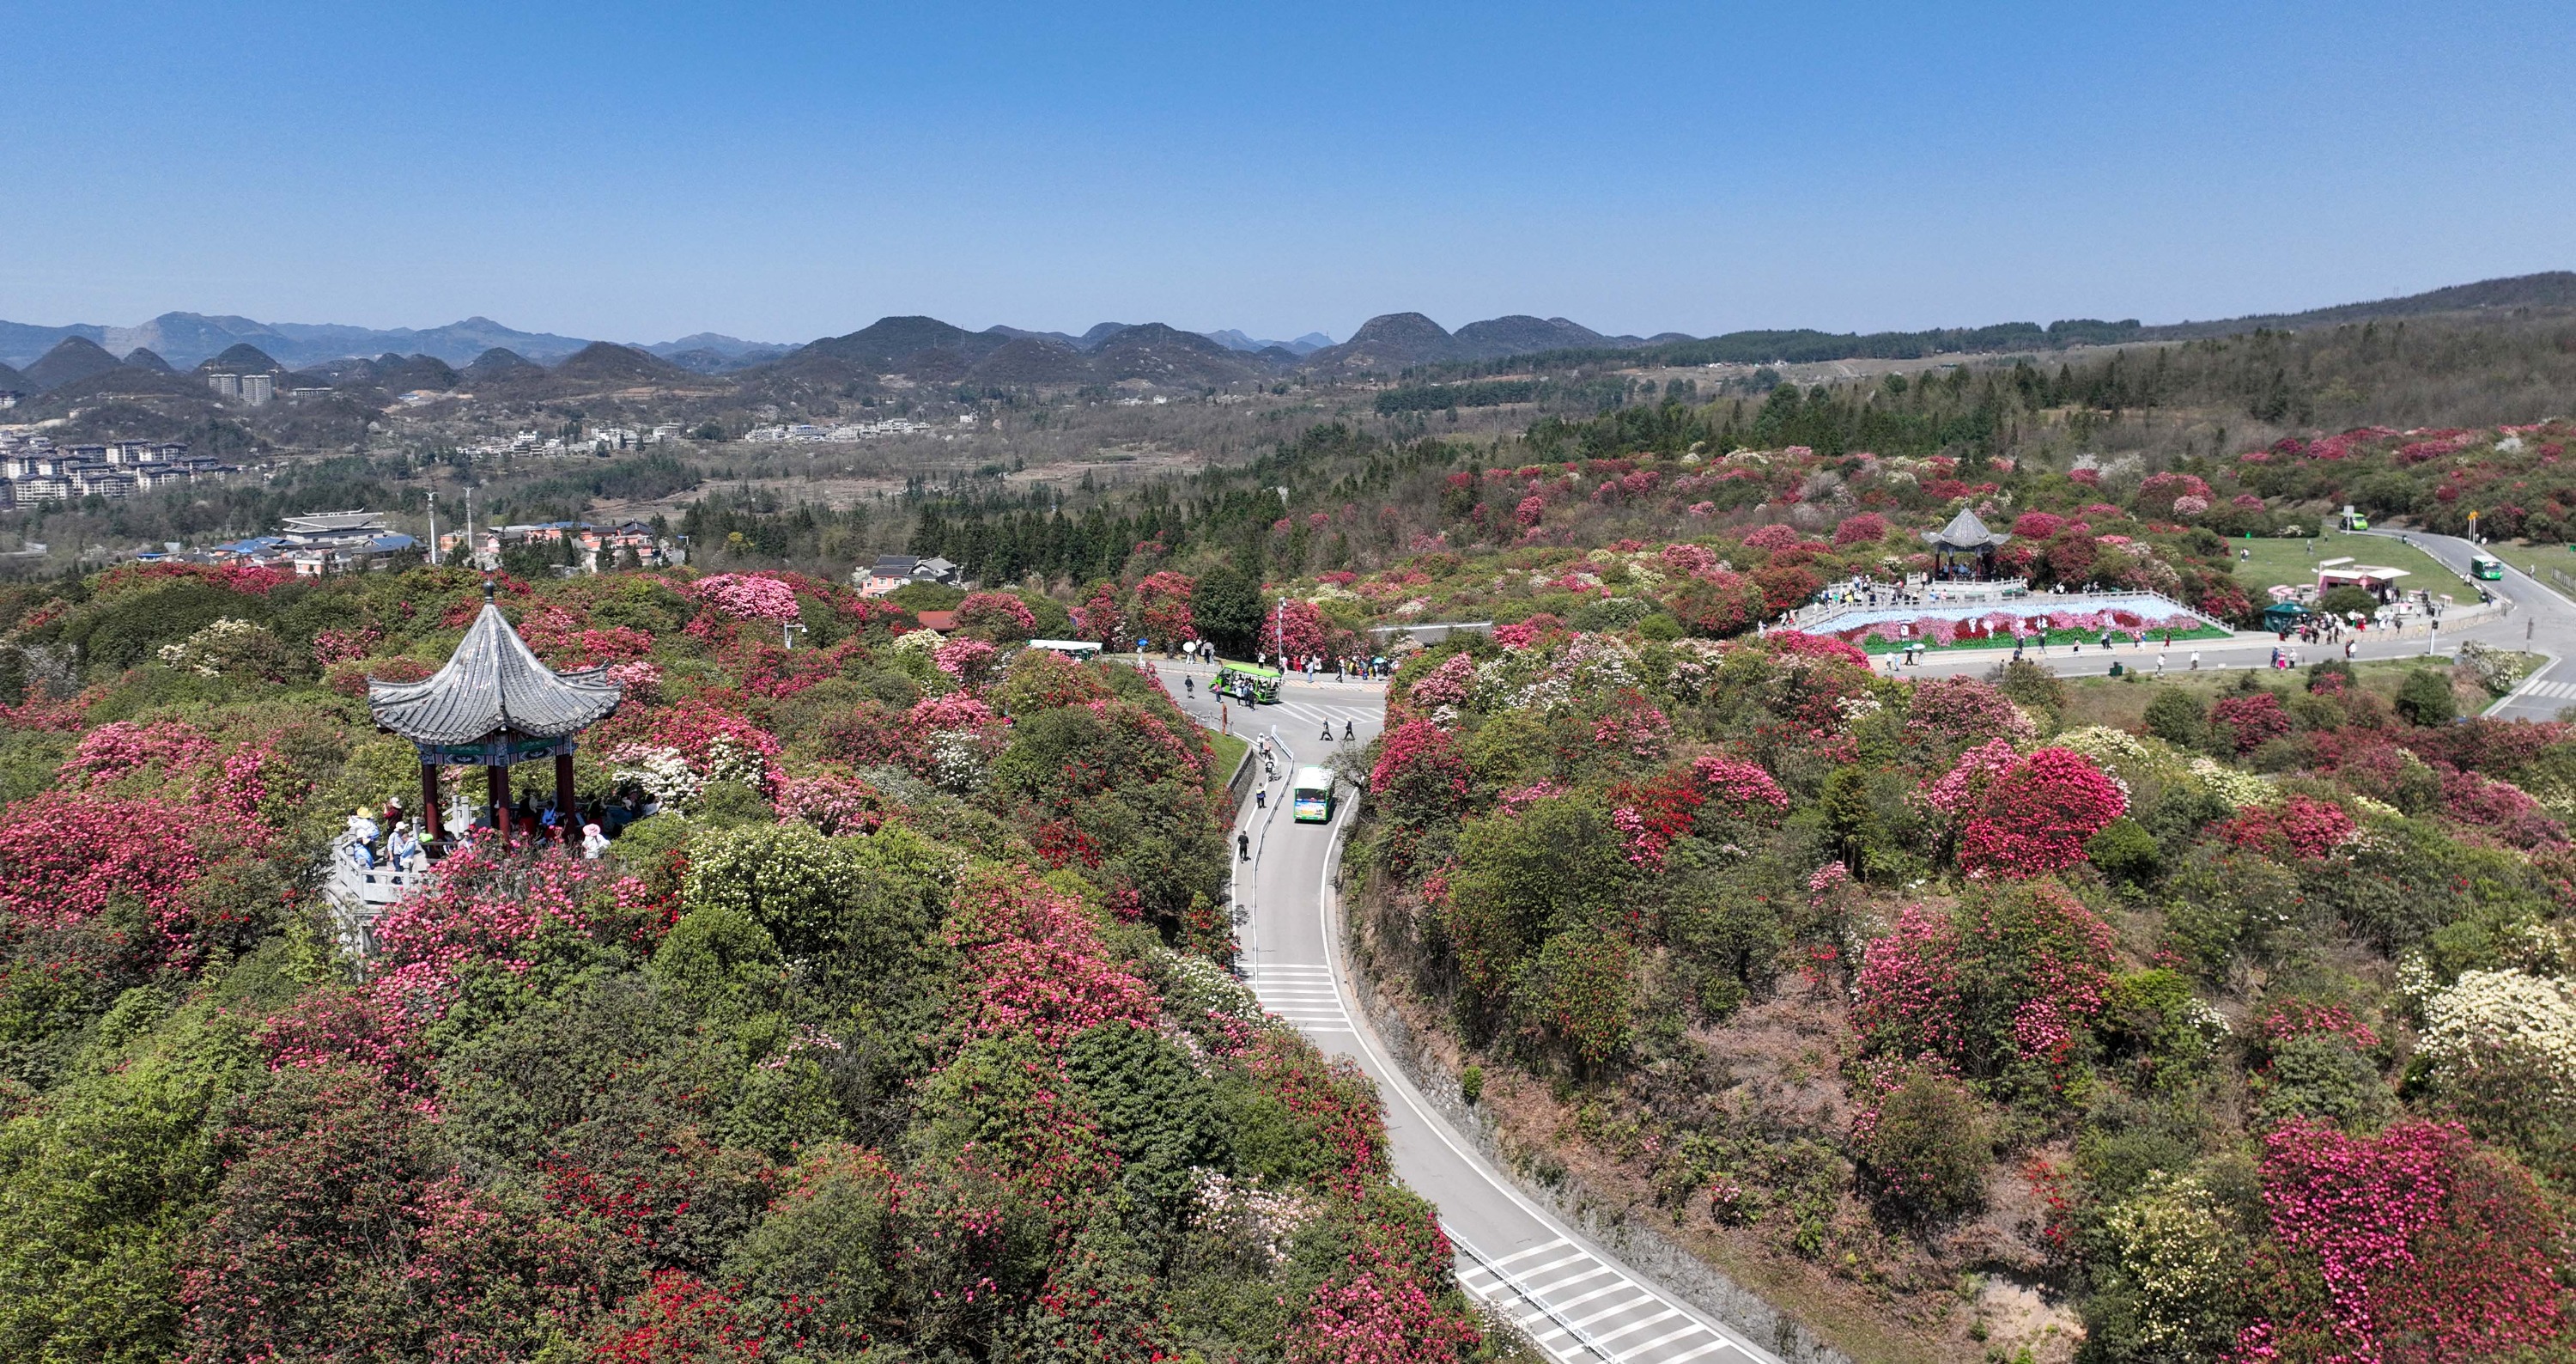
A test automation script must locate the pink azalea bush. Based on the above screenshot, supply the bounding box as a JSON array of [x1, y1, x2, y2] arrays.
[[689, 572, 803, 623]]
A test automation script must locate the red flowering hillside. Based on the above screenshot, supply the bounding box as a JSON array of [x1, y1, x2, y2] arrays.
[[1350, 618, 2576, 1361], [0, 563, 1480, 1363]]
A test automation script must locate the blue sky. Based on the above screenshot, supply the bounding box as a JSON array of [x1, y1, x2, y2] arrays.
[[3, 1, 2571, 344]]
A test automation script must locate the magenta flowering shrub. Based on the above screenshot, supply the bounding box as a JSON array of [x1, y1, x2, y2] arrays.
[[932, 636, 999, 680], [945, 868, 1157, 1049], [366, 842, 658, 1026], [1402, 652, 1475, 708], [1852, 881, 2115, 1084], [688, 572, 803, 623], [1904, 677, 2035, 748], [1369, 719, 1469, 831], [2235, 1120, 2565, 1361], [1742, 522, 1801, 552], [1954, 747, 2128, 879], [1690, 753, 1790, 811]]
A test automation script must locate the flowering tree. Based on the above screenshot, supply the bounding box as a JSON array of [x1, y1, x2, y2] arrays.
[[1072, 579, 1127, 646], [955, 590, 1038, 640], [1265, 598, 1331, 661], [1131, 570, 1196, 650]]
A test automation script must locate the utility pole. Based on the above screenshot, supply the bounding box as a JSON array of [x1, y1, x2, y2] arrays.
[[427, 490, 438, 567]]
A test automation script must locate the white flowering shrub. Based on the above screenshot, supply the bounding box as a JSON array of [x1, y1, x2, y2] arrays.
[[156, 618, 289, 679], [890, 627, 945, 656], [923, 728, 988, 795], [2420, 968, 2576, 1106], [2458, 641, 2537, 697], [1159, 947, 1266, 1026], [2102, 1172, 2244, 1355], [612, 745, 702, 810]]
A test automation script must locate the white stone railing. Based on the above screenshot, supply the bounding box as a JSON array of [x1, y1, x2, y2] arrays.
[[1783, 586, 2218, 638], [319, 835, 431, 958]]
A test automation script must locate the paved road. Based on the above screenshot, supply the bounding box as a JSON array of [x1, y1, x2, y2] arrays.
[[1153, 660, 1784, 1364], [2351, 528, 2576, 721]]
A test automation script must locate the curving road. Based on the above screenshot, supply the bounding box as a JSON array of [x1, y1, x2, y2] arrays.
[[1139, 554, 2576, 1361], [1157, 661, 1787, 1364], [2351, 528, 2576, 721]]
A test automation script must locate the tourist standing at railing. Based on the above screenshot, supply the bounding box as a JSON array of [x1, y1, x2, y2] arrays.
[[387, 820, 423, 869]]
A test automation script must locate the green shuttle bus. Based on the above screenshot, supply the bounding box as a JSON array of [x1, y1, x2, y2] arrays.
[[1291, 765, 1336, 823], [1213, 662, 1282, 704]]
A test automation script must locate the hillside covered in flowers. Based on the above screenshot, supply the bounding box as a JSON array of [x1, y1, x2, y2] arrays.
[[1355, 623, 2576, 1363], [0, 562, 1490, 1363]]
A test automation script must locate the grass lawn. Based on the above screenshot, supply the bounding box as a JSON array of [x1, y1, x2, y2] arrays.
[[1206, 730, 1250, 795], [2227, 528, 2464, 599], [2055, 655, 2511, 731], [2488, 539, 2576, 600]]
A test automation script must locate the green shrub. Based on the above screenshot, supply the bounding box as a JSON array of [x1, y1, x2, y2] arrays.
[[1994, 657, 2070, 713], [2087, 817, 2163, 886], [1459, 1064, 1484, 1105], [2394, 668, 2456, 726], [2252, 1033, 2395, 1131], [2142, 688, 2208, 748], [1852, 1065, 1990, 1221]]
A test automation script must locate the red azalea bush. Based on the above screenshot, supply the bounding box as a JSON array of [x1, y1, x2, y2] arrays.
[[1955, 747, 2128, 879], [1833, 512, 1889, 545], [2235, 1119, 2565, 1361], [1662, 570, 1764, 638], [1370, 720, 1470, 831], [2212, 692, 2294, 754], [2221, 796, 2357, 862]]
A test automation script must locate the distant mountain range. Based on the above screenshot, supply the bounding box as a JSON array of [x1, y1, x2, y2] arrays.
[[3, 271, 2571, 396]]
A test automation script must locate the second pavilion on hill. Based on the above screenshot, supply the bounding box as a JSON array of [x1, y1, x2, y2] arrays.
[[367, 579, 623, 847]]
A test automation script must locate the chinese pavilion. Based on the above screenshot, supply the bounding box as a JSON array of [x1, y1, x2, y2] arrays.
[[368, 579, 623, 844], [1923, 508, 2012, 581]]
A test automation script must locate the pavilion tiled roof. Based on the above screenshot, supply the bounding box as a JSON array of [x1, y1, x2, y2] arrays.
[[368, 588, 622, 745], [1924, 507, 2010, 550]]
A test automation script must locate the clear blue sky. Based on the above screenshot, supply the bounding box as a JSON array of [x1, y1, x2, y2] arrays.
[[4, 1, 2571, 345]]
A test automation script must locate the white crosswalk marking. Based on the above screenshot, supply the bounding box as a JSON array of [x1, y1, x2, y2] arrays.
[[1244, 963, 1354, 1033], [1268, 701, 1382, 727], [1456, 1233, 1757, 1363]]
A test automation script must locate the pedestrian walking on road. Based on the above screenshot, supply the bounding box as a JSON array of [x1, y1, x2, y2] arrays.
[[2190, 650, 2202, 670], [2157, 651, 2167, 673], [1237, 832, 1249, 862], [1255, 788, 1266, 810]]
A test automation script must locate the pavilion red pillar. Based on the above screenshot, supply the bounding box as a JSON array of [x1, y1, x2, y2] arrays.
[[420, 761, 443, 843], [555, 752, 577, 843], [487, 764, 511, 839]]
